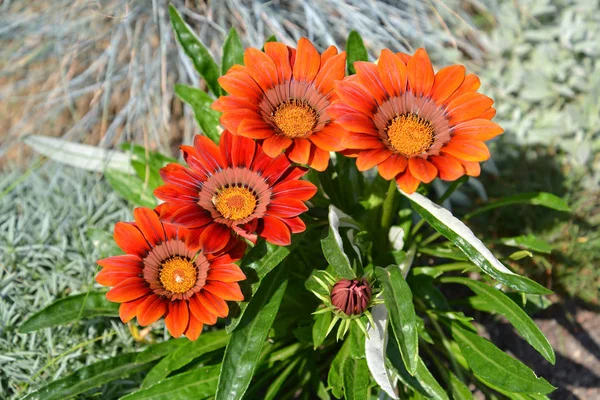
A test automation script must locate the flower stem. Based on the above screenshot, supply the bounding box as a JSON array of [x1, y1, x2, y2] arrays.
[[381, 180, 397, 230]]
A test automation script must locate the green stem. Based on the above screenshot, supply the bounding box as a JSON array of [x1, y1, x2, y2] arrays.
[[381, 180, 397, 230], [428, 313, 465, 382]]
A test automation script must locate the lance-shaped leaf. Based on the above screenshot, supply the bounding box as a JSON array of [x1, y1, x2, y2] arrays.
[[174, 84, 221, 143], [365, 304, 398, 399], [215, 264, 289, 400], [221, 28, 244, 75], [169, 5, 221, 96], [122, 365, 220, 400], [442, 277, 555, 364], [499, 235, 553, 254], [451, 323, 555, 394], [465, 192, 570, 219], [20, 292, 118, 333], [401, 190, 551, 295], [346, 31, 368, 74], [322, 205, 359, 279], [375, 265, 418, 375], [142, 330, 230, 388], [343, 356, 371, 400]]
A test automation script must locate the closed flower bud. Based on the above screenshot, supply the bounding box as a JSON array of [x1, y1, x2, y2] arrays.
[[330, 278, 372, 316]]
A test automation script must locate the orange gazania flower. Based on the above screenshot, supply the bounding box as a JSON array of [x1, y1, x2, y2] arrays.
[[212, 38, 347, 171], [96, 207, 246, 340], [154, 131, 317, 250], [331, 48, 503, 193]]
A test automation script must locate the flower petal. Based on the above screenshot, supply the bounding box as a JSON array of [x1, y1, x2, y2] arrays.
[[198, 291, 229, 318], [355, 61, 388, 103], [334, 81, 377, 116], [307, 146, 331, 171], [259, 216, 292, 246], [199, 223, 232, 254], [314, 52, 346, 94], [244, 48, 279, 91], [208, 264, 247, 282], [377, 49, 408, 97], [286, 138, 312, 165], [441, 139, 490, 162], [293, 38, 321, 83], [356, 148, 391, 171], [408, 157, 438, 184], [396, 170, 420, 194], [106, 277, 150, 303], [204, 281, 244, 301], [264, 42, 292, 83], [446, 92, 494, 125], [237, 118, 275, 139], [165, 300, 189, 338], [136, 294, 167, 326], [113, 222, 149, 257], [263, 135, 293, 157], [377, 154, 408, 180], [431, 65, 465, 104], [429, 155, 464, 181], [188, 294, 218, 324], [407, 48, 434, 96], [272, 180, 317, 201], [133, 208, 165, 248], [452, 119, 504, 141], [267, 198, 308, 218], [119, 297, 146, 323], [184, 313, 204, 340]]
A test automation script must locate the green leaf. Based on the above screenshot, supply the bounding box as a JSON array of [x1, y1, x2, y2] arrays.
[[499, 235, 553, 254], [322, 205, 358, 279], [221, 28, 244, 76], [22, 353, 150, 400], [465, 192, 570, 219], [215, 264, 289, 400], [169, 5, 221, 96], [468, 293, 553, 316], [402, 190, 551, 295], [343, 357, 371, 400], [174, 84, 221, 143], [388, 340, 448, 400], [312, 311, 332, 349], [122, 365, 220, 400], [226, 238, 297, 333], [264, 35, 277, 44], [346, 31, 368, 74], [448, 371, 473, 400], [375, 265, 418, 375], [408, 275, 450, 311], [105, 169, 157, 207], [265, 357, 302, 400], [124, 143, 176, 191], [329, 325, 364, 398], [19, 292, 118, 333], [443, 277, 554, 364], [135, 338, 189, 363], [419, 246, 469, 261], [451, 323, 555, 394], [142, 330, 230, 388]]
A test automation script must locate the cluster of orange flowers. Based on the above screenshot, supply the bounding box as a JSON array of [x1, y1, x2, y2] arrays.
[[97, 38, 502, 340]]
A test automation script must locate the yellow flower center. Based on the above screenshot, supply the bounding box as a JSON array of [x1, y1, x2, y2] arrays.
[[273, 100, 317, 138], [159, 256, 197, 294], [213, 186, 257, 221], [386, 113, 434, 157]]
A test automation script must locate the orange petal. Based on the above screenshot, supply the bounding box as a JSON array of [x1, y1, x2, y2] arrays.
[[244, 48, 278, 91], [133, 208, 165, 247], [334, 81, 377, 116], [293, 38, 320, 83], [396, 52, 411, 64], [309, 130, 343, 152], [260, 215, 292, 246], [320, 45, 338, 65], [208, 264, 247, 282], [378, 154, 408, 180], [479, 107, 496, 120], [461, 160, 481, 177], [263, 135, 293, 157], [444, 73, 480, 105], [218, 70, 263, 101], [113, 222, 149, 257], [307, 146, 331, 172], [447, 92, 494, 125], [377, 49, 408, 97], [198, 291, 229, 318], [184, 313, 204, 341], [106, 277, 150, 303], [204, 281, 244, 301], [344, 132, 385, 150], [356, 148, 392, 171], [452, 119, 504, 141], [188, 294, 218, 325], [237, 118, 274, 139], [430, 65, 465, 105], [165, 301, 189, 338], [286, 138, 311, 164], [96, 267, 140, 287], [136, 295, 167, 326], [429, 155, 464, 181], [396, 170, 420, 194], [441, 139, 490, 162], [407, 48, 434, 96], [97, 255, 143, 271], [314, 52, 346, 94], [355, 61, 388, 103], [334, 113, 378, 135], [264, 42, 292, 84], [119, 297, 146, 323], [408, 157, 438, 183]]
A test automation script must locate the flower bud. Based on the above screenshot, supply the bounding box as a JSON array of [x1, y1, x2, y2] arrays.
[[330, 278, 372, 316]]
